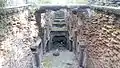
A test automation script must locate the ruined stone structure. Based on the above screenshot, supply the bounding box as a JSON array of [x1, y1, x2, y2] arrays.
[[42, 9, 71, 52], [36, 4, 120, 68], [1, 2, 120, 68], [67, 6, 120, 68], [34, 5, 90, 68]]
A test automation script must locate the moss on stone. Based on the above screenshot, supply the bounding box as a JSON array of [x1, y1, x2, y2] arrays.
[[42, 57, 52, 68]]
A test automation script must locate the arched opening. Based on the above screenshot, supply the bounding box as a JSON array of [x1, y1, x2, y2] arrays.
[[51, 36, 68, 50]]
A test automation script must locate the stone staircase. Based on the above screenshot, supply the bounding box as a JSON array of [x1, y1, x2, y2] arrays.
[[51, 10, 67, 31]]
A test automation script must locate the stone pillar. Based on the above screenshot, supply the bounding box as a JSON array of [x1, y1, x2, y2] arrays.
[[74, 30, 77, 54], [30, 39, 41, 68], [48, 34, 52, 52], [43, 27, 47, 54], [79, 42, 87, 68], [66, 34, 70, 50], [69, 40, 73, 51], [31, 46, 40, 68]]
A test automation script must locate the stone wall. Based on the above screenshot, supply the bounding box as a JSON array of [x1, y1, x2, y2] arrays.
[[0, 6, 39, 68], [85, 12, 120, 68], [89, 0, 120, 6], [68, 9, 120, 68]]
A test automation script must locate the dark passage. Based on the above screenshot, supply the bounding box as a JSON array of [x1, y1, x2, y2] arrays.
[[51, 36, 67, 50]]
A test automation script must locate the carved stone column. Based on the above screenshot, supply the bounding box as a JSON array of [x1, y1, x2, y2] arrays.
[[79, 42, 87, 68], [30, 39, 41, 68], [31, 46, 40, 68]]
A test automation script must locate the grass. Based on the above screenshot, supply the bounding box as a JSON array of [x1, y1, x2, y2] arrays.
[[42, 57, 52, 68], [39, 0, 88, 4], [0, 0, 6, 7]]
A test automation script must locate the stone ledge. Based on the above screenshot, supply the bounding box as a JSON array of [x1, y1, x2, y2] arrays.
[[90, 5, 120, 15], [0, 4, 31, 14]]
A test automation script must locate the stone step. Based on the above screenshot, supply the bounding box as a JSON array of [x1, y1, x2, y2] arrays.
[[55, 17, 64, 19], [51, 27, 68, 31], [54, 19, 65, 22], [52, 22, 66, 25]]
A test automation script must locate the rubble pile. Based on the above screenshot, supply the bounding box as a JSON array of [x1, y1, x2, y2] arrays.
[[0, 8, 39, 68]]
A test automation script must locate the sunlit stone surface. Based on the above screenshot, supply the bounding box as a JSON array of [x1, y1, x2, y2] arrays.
[[41, 50, 78, 68]]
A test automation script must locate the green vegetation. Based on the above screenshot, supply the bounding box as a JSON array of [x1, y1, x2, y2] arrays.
[[0, 0, 7, 7], [42, 57, 52, 68], [74, 0, 88, 4], [40, 0, 51, 4], [39, 0, 88, 4]]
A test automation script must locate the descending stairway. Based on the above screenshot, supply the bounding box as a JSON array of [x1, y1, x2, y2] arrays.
[[51, 10, 67, 31], [41, 10, 79, 68]]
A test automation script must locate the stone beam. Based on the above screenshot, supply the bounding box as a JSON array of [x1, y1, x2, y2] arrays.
[[36, 4, 90, 13], [0, 4, 31, 14], [90, 5, 120, 15]]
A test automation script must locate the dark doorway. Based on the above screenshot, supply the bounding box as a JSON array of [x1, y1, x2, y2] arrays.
[[51, 36, 68, 50]]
